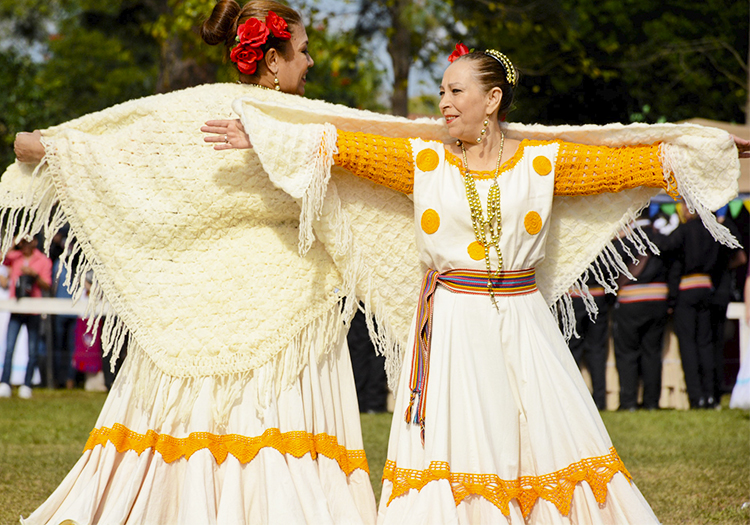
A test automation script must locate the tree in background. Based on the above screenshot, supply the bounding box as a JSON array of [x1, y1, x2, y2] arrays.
[[0, 0, 160, 166], [451, 0, 748, 126], [2, 0, 747, 167], [353, 0, 453, 116], [0, 0, 388, 168]]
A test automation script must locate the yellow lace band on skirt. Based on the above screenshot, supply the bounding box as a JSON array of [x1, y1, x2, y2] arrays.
[[382, 447, 631, 517], [85, 423, 369, 475]]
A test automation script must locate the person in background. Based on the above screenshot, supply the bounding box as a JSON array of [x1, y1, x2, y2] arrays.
[[347, 308, 388, 413], [667, 205, 724, 408], [612, 211, 673, 410], [0, 236, 52, 399], [51, 230, 79, 389], [566, 275, 612, 410], [729, 262, 750, 409], [708, 209, 746, 403]]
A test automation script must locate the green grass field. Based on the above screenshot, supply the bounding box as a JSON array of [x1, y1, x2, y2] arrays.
[[1, 390, 748, 524]]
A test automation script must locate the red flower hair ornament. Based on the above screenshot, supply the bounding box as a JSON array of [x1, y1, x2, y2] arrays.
[[448, 42, 470, 63], [266, 11, 291, 39], [230, 11, 291, 75]]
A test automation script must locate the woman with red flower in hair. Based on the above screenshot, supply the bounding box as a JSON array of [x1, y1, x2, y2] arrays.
[[202, 0, 311, 96], [15, 2, 377, 525]]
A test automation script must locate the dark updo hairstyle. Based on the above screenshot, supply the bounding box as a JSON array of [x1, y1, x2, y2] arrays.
[[201, 0, 302, 79], [454, 51, 518, 121]]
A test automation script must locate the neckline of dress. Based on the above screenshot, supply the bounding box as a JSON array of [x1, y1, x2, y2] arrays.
[[445, 139, 552, 179]]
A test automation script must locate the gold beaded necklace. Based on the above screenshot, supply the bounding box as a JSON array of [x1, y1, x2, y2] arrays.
[[460, 132, 504, 307]]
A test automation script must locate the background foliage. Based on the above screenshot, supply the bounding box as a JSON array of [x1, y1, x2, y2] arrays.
[[0, 0, 748, 168]]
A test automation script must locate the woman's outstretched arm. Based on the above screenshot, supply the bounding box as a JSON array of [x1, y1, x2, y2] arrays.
[[203, 119, 415, 194]]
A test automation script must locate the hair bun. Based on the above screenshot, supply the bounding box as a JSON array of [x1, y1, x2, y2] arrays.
[[201, 0, 241, 46]]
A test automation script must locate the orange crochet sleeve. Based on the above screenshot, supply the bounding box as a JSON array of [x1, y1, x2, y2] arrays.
[[553, 141, 678, 197], [334, 130, 414, 194]]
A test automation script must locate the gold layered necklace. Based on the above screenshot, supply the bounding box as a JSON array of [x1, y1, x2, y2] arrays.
[[461, 132, 505, 307]]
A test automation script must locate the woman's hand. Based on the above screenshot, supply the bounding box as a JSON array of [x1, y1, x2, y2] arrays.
[[732, 134, 750, 158], [201, 119, 253, 150], [14, 130, 45, 163]]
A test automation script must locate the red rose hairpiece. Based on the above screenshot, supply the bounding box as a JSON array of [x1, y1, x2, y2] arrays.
[[230, 11, 292, 75], [448, 42, 470, 63], [266, 11, 291, 39]]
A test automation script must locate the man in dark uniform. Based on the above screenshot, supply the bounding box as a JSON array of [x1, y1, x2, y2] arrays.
[[612, 213, 674, 410], [666, 207, 725, 408], [347, 309, 388, 413], [567, 275, 612, 410]]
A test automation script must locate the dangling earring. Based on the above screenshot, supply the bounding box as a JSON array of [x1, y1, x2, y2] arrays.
[[476, 118, 489, 143], [274, 76, 280, 91]]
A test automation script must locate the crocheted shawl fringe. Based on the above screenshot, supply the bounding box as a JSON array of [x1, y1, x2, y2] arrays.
[[0, 85, 360, 422], [236, 95, 740, 385], [0, 85, 740, 400], [0, 162, 350, 423]]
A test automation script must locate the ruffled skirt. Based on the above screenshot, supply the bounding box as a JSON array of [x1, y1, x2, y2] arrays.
[[22, 334, 377, 525], [378, 288, 659, 524]]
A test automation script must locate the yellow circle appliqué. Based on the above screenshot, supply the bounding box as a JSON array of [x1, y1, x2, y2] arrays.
[[524, 211, 542, 235], [532, 156, 552, 176], [421, 209, 440, 234], [416, 149, 440, 172], [467, 241, 485, 260]]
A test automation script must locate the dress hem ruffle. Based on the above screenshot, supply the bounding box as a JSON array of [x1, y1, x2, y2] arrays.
[[382, 447, 630, 518]]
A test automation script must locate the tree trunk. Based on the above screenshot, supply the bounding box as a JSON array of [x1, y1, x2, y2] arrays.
[[387, 0, 411, 117], [156, 37, 217, 93]]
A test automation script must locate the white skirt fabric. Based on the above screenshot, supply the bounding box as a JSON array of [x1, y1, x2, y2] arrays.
[[22, 334, 377, 525], [378, 287, 660, 524]]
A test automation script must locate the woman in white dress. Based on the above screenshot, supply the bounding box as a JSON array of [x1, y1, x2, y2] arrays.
[[12, 2, 377, 524], [334, 49, 664, 524], [218, 44, 746, 523]]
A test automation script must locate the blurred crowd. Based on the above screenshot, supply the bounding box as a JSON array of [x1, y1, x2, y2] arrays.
[[567, 199, 749, 411], [0, 226, 126, 399]]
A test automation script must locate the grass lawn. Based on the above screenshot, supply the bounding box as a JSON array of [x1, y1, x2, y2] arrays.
[[1, 390, 748, 524]]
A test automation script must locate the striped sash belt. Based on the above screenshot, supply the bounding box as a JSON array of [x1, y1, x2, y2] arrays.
[[679, 273, 712, 291], [618, 283, 668, 303], [405, 268, 537, 443], [570, 286, 605, 299]]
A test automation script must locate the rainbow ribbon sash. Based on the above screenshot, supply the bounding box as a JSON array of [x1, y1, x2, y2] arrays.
[[618, 283, 668, 303], [405, 268, 537, 443], [678, 273, 712, 291]]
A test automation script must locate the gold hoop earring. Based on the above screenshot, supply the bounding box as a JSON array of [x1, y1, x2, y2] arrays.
[[476, 118, 489, 144], [274, 76, 280, 91]]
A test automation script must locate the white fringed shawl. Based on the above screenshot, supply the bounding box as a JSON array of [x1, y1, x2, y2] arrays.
[[233, 93, 740, 382], [0, 83, 740, 417]]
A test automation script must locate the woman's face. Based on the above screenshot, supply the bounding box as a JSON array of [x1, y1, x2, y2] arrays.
[[277, 24, 313, 95], [439, 60, 492, 142]]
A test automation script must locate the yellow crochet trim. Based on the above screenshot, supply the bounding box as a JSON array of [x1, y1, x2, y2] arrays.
[[445, 139, 551, 179], [334, 130, 414, 194], [382, 447, 631, 518], [554, 141, 667, 196], [85, 423, 369, 475]]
